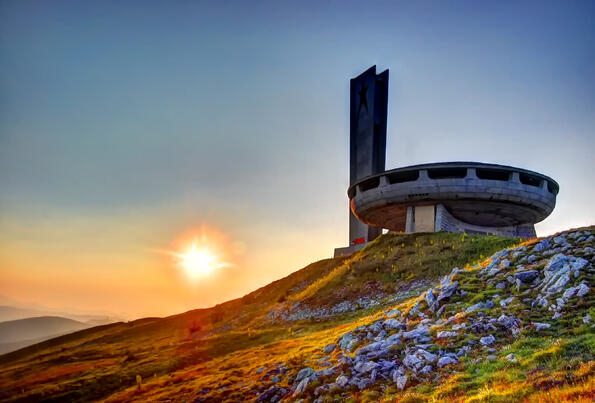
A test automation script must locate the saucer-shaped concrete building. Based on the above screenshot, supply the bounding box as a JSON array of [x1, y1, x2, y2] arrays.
[[335, 67, 558, 257]]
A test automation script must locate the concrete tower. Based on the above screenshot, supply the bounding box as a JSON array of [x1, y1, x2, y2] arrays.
[[349, 66, 389, 246]]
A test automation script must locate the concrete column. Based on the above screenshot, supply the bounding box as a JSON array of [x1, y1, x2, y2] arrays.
[[434, 204, 445, 232], [379, 175, 389, 187], [511, 172, 521, 184], [405, 206, 414, 233], [466, 168, 478, 179]]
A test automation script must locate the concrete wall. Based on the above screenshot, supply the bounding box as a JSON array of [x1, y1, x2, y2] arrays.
[[414, 205, 435, 232]]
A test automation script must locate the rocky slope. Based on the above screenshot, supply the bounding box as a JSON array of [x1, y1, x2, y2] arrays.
[[251, 228, 594, 402]]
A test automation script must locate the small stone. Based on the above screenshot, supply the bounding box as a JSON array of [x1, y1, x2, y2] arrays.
[[417, 349, 438, 363], [466, 302, 484, 313], [335, 375, 349, 388], [354, 360, 377, 374], [256, 366, 267, 374], [583, 314, 591, 324], [501, 259, 511, 268], [387, 309, 401, 318], [338, 332, 356, 351], [323, 343, 337, 354], [500, 297, 514, 307], [294, 368, 316, 384], [370, 369, 377, 383], [505, 353, 518, 363], [480, 335, 496, 346], [420, 365, 433, 375], [487, 355, 497, 360], [402, 326, 430, 340], [403, 353, 425, 371], [356, 378, 370, 390], [294, 377, 311, 395], [533, 322, 551, 331], [553, 235, 568, 245], [437, 282, 459, 303], [395, 374, 408, 390], [577, 283, 589, 297], [436, 331, 458, 339], [437, 356, 458, 368], [533, 239, 551, 252], [425, 288, 438, 311], [544, 254, 569, 273], [528, 254, 537, 263], [497, 314, 518, 329], [452, 323, 466, 331], [563, 286, 579, 299], [514, 270, 539, 283], [571, 257, 589, 275], [383, 318, 403, 330]]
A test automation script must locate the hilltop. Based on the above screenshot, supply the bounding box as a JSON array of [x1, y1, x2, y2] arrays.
[[0, 228, 593, 402]]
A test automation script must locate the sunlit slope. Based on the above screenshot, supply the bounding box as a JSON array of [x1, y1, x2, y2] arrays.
[[103, 227, 594, 403], [0, 231, 525, 402]]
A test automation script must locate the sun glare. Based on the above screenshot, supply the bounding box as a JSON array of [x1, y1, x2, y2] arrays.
[[178, 243, 221, 277], [169, 233, 231, 280], [159, 226, 236, 281]]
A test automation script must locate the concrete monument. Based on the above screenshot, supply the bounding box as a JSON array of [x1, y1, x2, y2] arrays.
[[334, 66, 558, 257]]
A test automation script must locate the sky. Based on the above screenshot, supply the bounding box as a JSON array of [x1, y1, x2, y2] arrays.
[[1, 0, 593, 319]]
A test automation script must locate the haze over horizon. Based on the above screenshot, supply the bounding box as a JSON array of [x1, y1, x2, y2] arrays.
[[1, 0, 594, 319]]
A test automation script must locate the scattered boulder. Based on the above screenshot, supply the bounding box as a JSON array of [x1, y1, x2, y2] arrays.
[[514, 270, 539, 283], [294, 368, 317, 384], [533, 322, 551, 331], [437, 356, 458, 368], [402, 326, 430, 340], [323, 343, 337, 354], [480, 335, 496, 346], [354, 360, 377, 374], [577, 283, 589, 297], [335, 375, 349, 388], [403, 353, 425, 371], [436, 331, 458, 339], [437, 282, 459, 303], [395, 374, 407, 390], [383, 318, 403, 330]]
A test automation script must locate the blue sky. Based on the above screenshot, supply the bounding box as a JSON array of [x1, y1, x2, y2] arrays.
[[1, 1, 593, 317]]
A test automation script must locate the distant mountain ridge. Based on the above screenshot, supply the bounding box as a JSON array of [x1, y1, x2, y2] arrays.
[[0, 304, 123, 324], [0, 316, 90, 354]]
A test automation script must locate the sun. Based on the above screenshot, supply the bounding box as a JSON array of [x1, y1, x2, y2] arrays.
[[173, 240, 228, 279]]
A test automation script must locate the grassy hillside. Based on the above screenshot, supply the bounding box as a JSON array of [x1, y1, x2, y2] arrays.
[[0, 229, 592, 402]]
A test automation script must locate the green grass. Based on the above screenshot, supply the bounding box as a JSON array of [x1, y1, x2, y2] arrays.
[[287, 231, 521, 309]]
